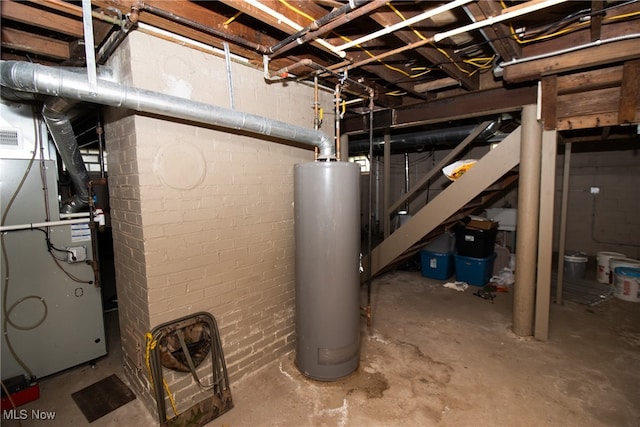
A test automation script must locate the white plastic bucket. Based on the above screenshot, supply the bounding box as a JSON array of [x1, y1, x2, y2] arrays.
[[614, 266, 640, 302], [596, 251, 626, 283], [564, 252, 588, 281], [608, 257, 640, 285]]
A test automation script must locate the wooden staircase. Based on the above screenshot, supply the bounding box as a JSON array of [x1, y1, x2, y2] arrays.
[[365, 125, 522, 278]]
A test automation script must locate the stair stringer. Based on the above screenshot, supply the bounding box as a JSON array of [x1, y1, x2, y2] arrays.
[[369, 125, 522, 277]]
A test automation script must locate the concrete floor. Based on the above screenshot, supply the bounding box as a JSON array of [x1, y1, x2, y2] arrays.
[[3, 269, 639, 427]]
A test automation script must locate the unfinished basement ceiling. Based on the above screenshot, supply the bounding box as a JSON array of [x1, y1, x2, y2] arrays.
[[1, 0, 639, 147]]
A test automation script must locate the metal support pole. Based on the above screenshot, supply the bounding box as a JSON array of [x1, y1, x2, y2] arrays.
[[383, 132, 391, 238], [366, 94, 375, 327], [404, 153, 410, 213], [556, 142, 572, 304], [513, 104, 542, 337]]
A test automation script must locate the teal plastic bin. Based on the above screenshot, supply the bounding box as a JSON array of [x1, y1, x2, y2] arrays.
[[454, 252, 496, 286]]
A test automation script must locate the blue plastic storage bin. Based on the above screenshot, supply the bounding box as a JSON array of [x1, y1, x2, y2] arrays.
[[454, 252, 497, 286], [420, 250, 454, 280]]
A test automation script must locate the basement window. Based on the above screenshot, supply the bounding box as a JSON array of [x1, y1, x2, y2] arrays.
[[349, 155, 370, 174]]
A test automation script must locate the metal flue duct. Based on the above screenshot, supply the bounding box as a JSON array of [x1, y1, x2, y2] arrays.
[[42, 98, 91, 213], [0, 61, 336, 160]]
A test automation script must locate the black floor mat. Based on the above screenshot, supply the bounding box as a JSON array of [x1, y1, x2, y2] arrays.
[[71, 374, 136, 422]]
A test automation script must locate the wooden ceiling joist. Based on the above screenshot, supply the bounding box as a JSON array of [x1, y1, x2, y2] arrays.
[[368, 8, 480, 92], [1, 27, 69, 60], [465, 1, 521, 63], [3, 0, 84, 37]]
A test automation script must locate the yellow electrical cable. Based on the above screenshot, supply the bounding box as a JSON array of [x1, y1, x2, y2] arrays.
[[521, 10, 640, 43], [499, 1, 640, 45], [144, 333, 155, 385], [145, 333, 179, 418], [279, 0, 316, 22], [336, 34, 415, 77], [387, 3, 488, 77], [385, 90, 407, 96], [223, 11, 242, 27], [279, 0, 422, 78]]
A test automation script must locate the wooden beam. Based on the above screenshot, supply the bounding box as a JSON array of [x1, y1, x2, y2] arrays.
[[342, 85, 536, 134], [3, 0, 83, 37], [523, 3, 640, 58], [557, 87, 621, 118], [619, 59, 640, 124], [503, 38, 640, 83], [217, 0, 341, 58], [414, 77, 459, 93], [368, 8, 479, 91], [91, 0, 276, 60], [590, 1, 604, 42], [338, 51, 425, 102], [395, 85, 536, 127], [557, 112, 639, 130], [466, 1, 521, 62], [0, 51, 58, 65], [541, 75, 557, 131], [28, 0, 85, 17], [0, 27, 69, 60], [556, 65, 622, 95]]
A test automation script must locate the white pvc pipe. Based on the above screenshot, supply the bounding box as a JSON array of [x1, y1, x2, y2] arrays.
[[60, 213, 91, 219], [0, 218, 91, 232], [499, 33, 640, 67], [244, 0, 346, 58], [336, 0, 473, 52], [434, 0, 568, 42]]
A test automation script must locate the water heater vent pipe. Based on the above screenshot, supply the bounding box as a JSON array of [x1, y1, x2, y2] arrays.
[[0, 61, 336, 160]]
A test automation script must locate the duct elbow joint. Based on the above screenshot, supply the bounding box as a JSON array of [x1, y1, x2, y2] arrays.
[[316, 134, 336, 161], [61, 194, 90, 214]]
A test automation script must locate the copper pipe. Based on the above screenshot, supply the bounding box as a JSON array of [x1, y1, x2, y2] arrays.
[[271, 59, 313, 79], [270, 0, 389, 59], [288, 55, 372, 95], [313, 76, 319, 161], [335, 83, 341, 161], [336, 36, 435, 73], [269, 0, 372, 56], [129, 2, 142, 25]]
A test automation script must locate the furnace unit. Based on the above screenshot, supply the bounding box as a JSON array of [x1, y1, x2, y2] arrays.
[[1, 100, 106, 382]]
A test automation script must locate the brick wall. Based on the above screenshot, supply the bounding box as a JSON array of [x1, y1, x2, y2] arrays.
[[104, 31, 334, 416]]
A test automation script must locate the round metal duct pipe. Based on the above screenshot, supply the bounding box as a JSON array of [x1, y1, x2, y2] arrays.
[[347, 121, 503, 156], [294, 162, 361, 380]]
